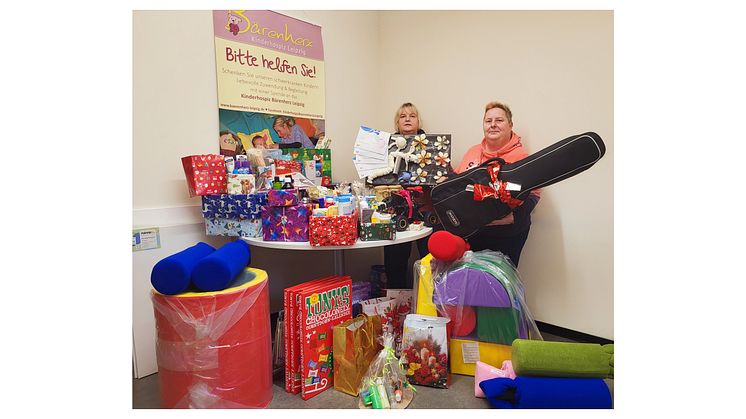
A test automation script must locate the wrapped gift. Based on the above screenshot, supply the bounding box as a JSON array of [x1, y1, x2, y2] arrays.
[[261, 204, 312, 242], [201, 194, 248, 219], [281, 148, 332, 186], [248, 192, 268, 218], [227, 173, 256, 194], [309, 211, 358, 246], [359, 222, 396, 241], [274, 159, 303, 176], [205, 217, 262, 238], [202, 192, 267, 220], [181, 154, 227, 197], [268, 188, 299, 207]]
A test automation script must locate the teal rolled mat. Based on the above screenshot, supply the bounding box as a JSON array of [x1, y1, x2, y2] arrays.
[[511, 339, 613, 379]]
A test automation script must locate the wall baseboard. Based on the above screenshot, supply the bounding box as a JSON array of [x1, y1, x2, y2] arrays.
[[536, 321, 613, 344]]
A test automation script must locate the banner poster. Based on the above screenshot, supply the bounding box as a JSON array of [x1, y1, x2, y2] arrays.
[[213, 10, 326, 154]]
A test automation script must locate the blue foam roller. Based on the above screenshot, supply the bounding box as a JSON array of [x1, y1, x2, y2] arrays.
[[151, 242, 216, 295], [191, 240, 251, 292], [479, 376, 612, 409]]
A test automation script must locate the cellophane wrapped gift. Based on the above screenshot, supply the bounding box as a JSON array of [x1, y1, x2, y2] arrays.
[[400, 314, 450, 388], [181, 154, 227, 197], [412, 250, 542, 376], [261, 204, 312, 242], [357, 334, 414, 409], [359, 222, 396, 241], [309, 211, 358, 246], [431, 250, 541, 345], [332, 315, 383, 396], [268, 188, 299, 207]]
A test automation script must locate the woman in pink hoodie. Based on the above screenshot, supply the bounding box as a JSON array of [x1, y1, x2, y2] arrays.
[[452, 101, 541, 266]]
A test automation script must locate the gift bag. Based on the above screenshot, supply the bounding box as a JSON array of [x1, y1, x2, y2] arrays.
[[361, 290, 412, 356], [333, 315, 383, 396], [360, 297, 397, 353], [384, 290, 412, 355], [181, 154, 227, 197], [401, 314, 450, 388]]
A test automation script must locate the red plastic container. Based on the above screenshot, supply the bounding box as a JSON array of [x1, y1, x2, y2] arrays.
[[152, 268, 272, 408]]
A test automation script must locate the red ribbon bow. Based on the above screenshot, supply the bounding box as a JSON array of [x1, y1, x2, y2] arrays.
[[472, 161, 524, 209]]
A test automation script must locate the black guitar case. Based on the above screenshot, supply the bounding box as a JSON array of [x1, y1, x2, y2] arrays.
[[431, 132, 606, 239]]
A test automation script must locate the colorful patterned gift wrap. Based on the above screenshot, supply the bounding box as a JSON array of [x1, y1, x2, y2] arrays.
[[181, 154, 227, 197], [202, 192, 267, 220], [227, 173, 256, 195], [205, 217, 262, 238], [309, 212, 359, 246], [202, 194, 248, 219], [359, 222, 396, 241], [281, 148, 332, 186], [248, 192, 268, 218], [268, 188, 299, 207], [261, 204, 312, 242], [274, 159, 303, 176]]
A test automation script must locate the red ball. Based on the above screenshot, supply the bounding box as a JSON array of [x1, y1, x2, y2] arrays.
[[444, 305, 476, 337]]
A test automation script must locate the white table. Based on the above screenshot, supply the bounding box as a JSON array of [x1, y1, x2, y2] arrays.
[[242, 228, 432, 276]]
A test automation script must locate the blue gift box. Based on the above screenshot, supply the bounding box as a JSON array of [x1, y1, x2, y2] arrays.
[[201, 192, 268, 220]]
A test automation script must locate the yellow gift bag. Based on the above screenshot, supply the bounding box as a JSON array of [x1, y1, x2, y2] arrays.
[[333, 315, 383, 396]]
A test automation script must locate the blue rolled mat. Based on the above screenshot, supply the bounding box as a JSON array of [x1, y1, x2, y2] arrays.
[[151, 242, 216, 295], [479, 376, 612, 409], [191, 240, 251, 292]]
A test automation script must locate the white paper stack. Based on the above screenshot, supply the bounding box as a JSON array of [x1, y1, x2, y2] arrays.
[[352, 126, 391, 179]]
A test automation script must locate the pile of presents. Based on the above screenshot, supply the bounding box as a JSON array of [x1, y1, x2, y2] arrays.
[[181, 141, 442, 245]]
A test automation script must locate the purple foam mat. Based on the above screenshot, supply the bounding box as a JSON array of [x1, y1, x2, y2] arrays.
[[433, 267, 511, 308]]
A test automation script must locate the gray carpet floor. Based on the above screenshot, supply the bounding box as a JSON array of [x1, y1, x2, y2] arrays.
[[132, 331, 613, 409]]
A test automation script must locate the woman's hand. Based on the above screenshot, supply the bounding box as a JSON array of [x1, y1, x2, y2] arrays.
[[486, 212, 514, 226]]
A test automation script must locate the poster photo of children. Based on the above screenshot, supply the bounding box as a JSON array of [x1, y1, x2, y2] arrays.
[[218, 109, 326, 155]]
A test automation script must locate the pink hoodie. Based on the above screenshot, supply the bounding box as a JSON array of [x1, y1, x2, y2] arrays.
[[455, 132, 541, 196], [455, 131, 527, 173]]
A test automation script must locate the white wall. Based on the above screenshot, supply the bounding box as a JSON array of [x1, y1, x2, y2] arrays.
[[375, 10, 613, 338], [133, 10, 384, 377], [134, 10, 613, 378]]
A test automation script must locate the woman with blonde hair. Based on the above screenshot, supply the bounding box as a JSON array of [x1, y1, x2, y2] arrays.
[[383, 102, 432, 289], [272, 115, 314, 149]]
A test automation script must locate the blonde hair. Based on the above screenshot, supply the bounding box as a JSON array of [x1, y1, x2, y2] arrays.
[[394, 102, 422, 133], [484, 101, 513, 124]]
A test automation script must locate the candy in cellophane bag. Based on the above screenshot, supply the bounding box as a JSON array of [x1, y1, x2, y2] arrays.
[[357, 333, 414, 409]]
